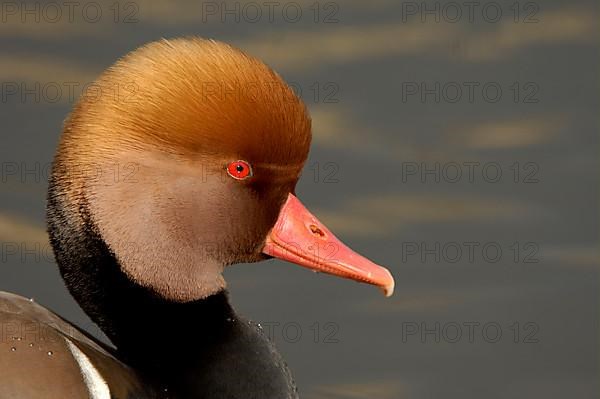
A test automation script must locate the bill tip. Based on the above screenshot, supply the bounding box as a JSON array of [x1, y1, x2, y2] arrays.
[[381, 272, 395, 297]]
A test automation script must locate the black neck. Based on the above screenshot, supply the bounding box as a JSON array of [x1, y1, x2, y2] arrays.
[[47, 180, 234, 363], [47, 180, 298, 398]]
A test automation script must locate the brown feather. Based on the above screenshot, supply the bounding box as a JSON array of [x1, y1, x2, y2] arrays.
[[50, 37, 312, 302]]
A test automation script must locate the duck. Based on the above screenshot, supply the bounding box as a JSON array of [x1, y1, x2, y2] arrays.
[[0, 37, 395, 399]]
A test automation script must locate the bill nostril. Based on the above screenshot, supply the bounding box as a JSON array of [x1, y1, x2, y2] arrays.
[[309, 224, 325, 237]]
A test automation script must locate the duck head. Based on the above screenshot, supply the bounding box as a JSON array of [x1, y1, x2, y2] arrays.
[[49, 38, 394, 305]]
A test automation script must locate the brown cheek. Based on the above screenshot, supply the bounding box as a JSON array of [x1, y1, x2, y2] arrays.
[[251, 179, 291, 216], [228, 186, 278, 252]]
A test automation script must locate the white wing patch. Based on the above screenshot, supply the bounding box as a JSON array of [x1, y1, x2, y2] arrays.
[[65, 337, 111, 399]]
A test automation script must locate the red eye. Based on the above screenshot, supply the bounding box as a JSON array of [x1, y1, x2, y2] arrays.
[[226, 160, 253, 180]]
